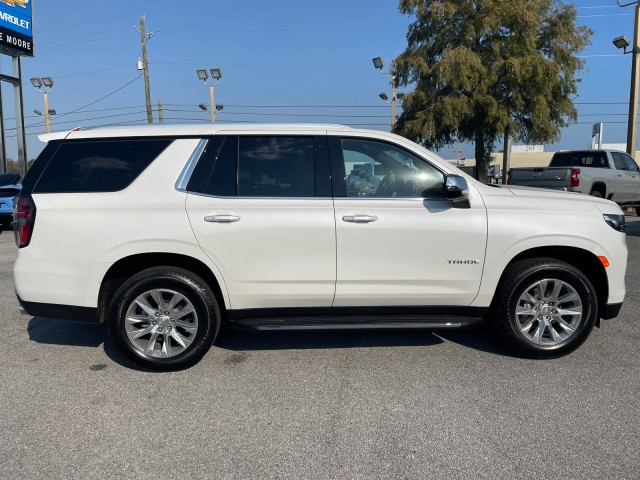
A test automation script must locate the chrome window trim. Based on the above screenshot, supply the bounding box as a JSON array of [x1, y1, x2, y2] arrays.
[[175, 138, 208, 192], [185, 190, 448, 202], [186, 191, 334, 201]]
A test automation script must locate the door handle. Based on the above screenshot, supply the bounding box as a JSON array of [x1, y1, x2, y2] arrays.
[[204, 215, 240, 223], [342, 215, 378, 223]]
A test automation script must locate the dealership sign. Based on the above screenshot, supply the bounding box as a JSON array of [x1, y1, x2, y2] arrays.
[[0, 0, 33, 56]]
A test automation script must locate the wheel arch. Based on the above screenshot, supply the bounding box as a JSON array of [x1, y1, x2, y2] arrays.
[[98, 252, 228, 324], [499, 246, 608, 319], [589, 182, 606, 197]]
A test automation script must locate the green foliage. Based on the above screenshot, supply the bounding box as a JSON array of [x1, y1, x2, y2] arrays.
[[3, 159, 34, 175], [394, 0, 591, 180]]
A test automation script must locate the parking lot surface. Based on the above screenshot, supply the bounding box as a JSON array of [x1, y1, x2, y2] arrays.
[[1, 219, 639, 480]]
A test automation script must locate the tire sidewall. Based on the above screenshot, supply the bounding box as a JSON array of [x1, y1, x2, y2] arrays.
[[108, 270, 219, 370], [502, 263, 597, 357]]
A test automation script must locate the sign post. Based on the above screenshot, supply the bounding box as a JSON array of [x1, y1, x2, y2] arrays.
[[0, 0, 33, 176]]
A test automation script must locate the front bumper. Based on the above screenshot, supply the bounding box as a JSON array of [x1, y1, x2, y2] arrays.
[[601, 302, 623, 320]]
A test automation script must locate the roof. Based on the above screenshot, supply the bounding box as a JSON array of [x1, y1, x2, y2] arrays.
[[38, 123, 354, 142]]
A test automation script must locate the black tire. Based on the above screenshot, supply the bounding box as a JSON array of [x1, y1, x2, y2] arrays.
[[107, 267, 220, 370], [589, 190, 603, 198], [493, 258, 598, 358]]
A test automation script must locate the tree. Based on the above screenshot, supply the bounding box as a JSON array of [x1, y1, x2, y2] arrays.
[[393, 0, 591, 182]]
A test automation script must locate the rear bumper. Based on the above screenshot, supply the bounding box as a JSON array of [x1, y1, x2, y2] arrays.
[[17, 295, 99, 324], [601, 302, 623, 320]]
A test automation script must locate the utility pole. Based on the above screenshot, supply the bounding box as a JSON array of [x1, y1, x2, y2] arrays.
[[628, 3, 640, 158], [502, 125, 511, 184], [139, 15, 153, 124], [158, 100, 164, 123], [615, 1, 640, 159], [391, 72, 397, 130]]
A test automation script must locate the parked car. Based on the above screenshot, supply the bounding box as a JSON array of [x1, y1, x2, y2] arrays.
[[508, 149, 640, 213], [0, 172, 21, 231], [13, 125, 627, 370]]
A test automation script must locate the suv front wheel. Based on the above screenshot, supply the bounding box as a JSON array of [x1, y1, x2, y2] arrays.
[[493, 258, 598, 358], [107, 267, 220, 370]]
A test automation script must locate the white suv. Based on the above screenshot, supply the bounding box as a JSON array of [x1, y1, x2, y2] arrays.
[[13, 124, 628, 370]]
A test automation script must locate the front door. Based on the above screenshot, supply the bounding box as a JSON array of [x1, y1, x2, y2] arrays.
[[329, 135, 487, 307]]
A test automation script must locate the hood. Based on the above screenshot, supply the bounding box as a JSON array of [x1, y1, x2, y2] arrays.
[[501, 184, 621, 211]]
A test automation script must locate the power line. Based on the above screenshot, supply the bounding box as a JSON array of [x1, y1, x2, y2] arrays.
[[54, 75, 143, 121], [164, 103, 392, 108], [37, 33, 138, 51], [38, 13, 139, 33], [37, 27, 133, 48]]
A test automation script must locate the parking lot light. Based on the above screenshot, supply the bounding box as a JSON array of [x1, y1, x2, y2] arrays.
[[196, 67, 222, 123]]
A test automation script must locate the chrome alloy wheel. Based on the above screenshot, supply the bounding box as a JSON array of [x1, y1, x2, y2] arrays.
[[514, 279, 583, 346], [124, 288, 199, 358]]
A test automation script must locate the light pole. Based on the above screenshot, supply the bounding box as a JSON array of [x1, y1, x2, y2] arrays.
[[196, 68, 222, 123], [372, 56, 399, 130], [614, 0, 640, 159], [30, 77, 54, 133]]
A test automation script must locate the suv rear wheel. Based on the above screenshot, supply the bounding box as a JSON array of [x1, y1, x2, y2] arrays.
[[107, 267, 220, 370], [493, 258, 598, 358]]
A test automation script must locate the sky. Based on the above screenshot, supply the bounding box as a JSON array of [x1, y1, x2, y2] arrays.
[[0, 0, 637, 161]]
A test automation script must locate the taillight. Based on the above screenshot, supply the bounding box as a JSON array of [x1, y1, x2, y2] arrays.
[[570, 168, 580, 188], [13, 194, 36, 248]]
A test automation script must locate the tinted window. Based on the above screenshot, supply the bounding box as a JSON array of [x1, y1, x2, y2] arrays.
[[611, 152, 626, 170], [0, 172, 20, 186], [341, 138, 445, 198], [187, 136, 238, 196], [622, 154, 639, 172], [34, 139, 172, 193], [238, 136, 315, 197], [550, 152, 609, 168]]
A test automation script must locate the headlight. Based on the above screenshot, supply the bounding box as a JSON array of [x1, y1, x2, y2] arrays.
[[603, 214, 626, 232]]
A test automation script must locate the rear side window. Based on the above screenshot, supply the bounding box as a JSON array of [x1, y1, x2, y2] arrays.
[[550, 152, 609, 168], [187, 136, 238, 196], [33, 139, 172, 193]]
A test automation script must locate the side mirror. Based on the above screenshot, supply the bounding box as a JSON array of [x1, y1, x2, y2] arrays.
[[445, 174, 470, 208]]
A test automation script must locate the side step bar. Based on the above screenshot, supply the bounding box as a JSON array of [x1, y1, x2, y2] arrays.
[[226, 309, 487, 332]]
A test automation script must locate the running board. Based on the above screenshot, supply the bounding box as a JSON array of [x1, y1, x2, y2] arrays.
[[227, 314, 485, 332]]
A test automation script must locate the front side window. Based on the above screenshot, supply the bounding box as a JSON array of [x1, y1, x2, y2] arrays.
[[238, 136, 315, 197], [611, 152, 626, 171], [623, 154, 639, 172], [34, 138, 172, 193], [340, 138, 444, 198]]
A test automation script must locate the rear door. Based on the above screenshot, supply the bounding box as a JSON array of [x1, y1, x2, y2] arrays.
[[329, 134, 487, 307], [185, 134, 336, 310]]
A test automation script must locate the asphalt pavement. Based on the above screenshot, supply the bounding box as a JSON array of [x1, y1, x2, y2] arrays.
[[0, 220, 639, 480]]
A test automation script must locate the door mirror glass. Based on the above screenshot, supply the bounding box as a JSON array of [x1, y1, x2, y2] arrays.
[[445, 175, 470, 207]]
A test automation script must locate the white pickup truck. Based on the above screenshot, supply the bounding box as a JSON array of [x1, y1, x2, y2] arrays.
[[508, 150, 640, 213]]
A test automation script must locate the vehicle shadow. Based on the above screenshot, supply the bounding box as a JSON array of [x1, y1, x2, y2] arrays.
[[213, 324, 518, 358], [27, 317, 138, 370], [27, 317, 517, 370]]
